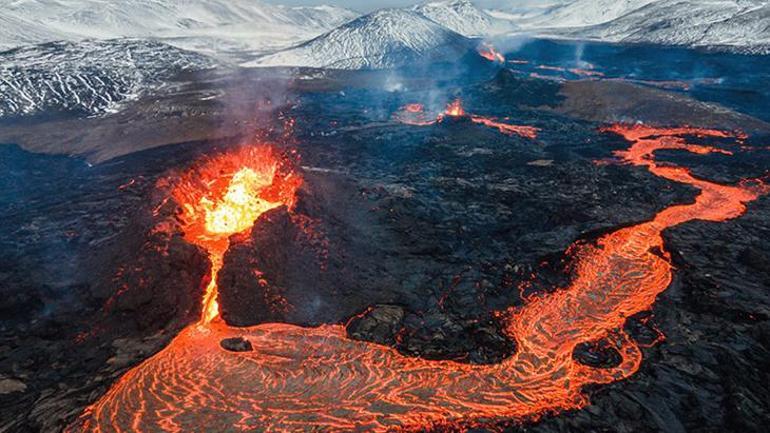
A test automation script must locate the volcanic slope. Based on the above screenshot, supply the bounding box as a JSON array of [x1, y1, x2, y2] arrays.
[[0, 39, 217, 118]]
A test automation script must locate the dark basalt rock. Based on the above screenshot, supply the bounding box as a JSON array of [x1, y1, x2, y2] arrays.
[[220, 337, 253, 352], [395, 312, 516, 364], [98, 233, 208, 333], [738, 245, 770, 273], [217, 206, 298, 327], [218, 172, 406, 328], [572, 339, 623, 369], [624, 312, 664, 347], [346, 304, 405, 346]]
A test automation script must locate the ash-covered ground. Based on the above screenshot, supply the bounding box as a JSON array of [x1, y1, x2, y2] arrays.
[[2, 41, 770, 433]]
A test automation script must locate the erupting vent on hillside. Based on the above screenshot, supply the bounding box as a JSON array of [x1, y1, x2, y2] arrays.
[[170, 146, 302, 323], [477, 42, 505, 63], [396, 98, 540, 139]]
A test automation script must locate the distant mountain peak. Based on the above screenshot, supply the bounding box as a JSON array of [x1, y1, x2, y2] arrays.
[[248, 8, 473, 70], [414, 0, 514, 37]]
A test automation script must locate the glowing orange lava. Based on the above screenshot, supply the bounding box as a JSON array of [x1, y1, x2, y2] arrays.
[[68, 126, 767, 432], [442, 98, 466, 117], [436, 99, 540, 139], [404, 103, 424, 113], [478, 42, 505, 63], [469, 115, 540, 139], [170, 146, 301, 323]]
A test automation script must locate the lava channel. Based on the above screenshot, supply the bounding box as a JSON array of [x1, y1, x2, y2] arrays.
[[67, 126, 768, 433], [395, 99, 540, 139]]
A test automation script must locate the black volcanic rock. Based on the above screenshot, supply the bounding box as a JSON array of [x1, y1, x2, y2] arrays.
[[396, 312, 515, 364], [572, 339, 623, 369], [738, 246, 770, 273], [480, 68, 564, 108], [220, 337, 253, 352], [346, 304, 405, 346], [217, 206, 301, 326], [624, 311, 664, 347], [218, 172, 405, 328], [101, 235, 208, 332]]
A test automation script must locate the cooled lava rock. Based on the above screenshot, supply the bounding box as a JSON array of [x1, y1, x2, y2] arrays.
[[624, 311, 664, 347], [218, 172, 405, 327], [572, 339, 623, 369], [220, 337, 253, 352], [346, 304, 405, 346], [395, 312, 515, 364]]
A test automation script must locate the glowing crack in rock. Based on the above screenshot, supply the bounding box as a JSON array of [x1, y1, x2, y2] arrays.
[[67, 126, 768, 432]]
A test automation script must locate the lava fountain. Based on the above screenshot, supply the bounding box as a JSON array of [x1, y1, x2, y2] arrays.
[[68, 126, 767, 432], [478, 42, 505, 63], [170, 146, 302, 323]]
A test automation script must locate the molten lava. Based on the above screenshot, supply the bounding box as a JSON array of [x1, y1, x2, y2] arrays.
[[404, 103, 424, 113], [442, 99, 466, 117], [435, 99, 540, 139], [170, 146, 301, 323], [68, 126, 767, 432], [469, 115, 540, 139], [478, 42, 505, 63]]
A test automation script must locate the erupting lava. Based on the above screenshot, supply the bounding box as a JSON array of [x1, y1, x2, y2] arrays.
[[170, 146, 301, 323], [396, 99, 540, 139], [441, 99, 466, 117], [68, 126, 767, 432], [478, 42, 505, 63]]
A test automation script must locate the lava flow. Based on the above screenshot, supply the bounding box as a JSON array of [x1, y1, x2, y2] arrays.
[[397, 99, 540, 139], [478, 42, 505, 63], [68, 126, 767, 433], [169, 146, 301, 323]]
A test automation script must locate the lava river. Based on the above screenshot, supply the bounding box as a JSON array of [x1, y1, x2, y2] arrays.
[[67, 125, 768, 432]]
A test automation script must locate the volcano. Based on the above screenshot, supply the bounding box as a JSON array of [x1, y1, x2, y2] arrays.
[[63, 125, 768, 433], [2, 22, 770, 433]]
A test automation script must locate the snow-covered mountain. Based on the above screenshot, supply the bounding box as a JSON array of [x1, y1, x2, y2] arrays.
[[567, 0, 770, 54], [0, 0, 359, 56], [514, 0, 657, 28], [413, 0, 514, 37], [249, 9, 474, 70], [0, 39, 217, 118], [490, 0, 770, 54]]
